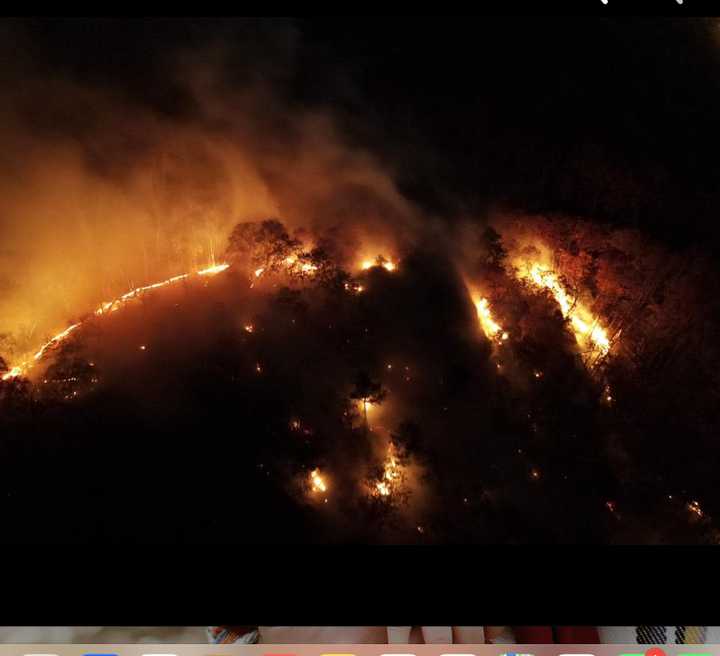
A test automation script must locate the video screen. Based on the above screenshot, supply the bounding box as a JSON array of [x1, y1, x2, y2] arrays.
[[0, 17, 717, 544]]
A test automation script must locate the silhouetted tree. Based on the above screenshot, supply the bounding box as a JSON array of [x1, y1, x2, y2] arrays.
[[481, 226, 507, 270], [225, 219, 299, 273], [350, 371, 387, 434]]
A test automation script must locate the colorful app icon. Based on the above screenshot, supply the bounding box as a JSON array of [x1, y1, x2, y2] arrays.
[[645, 648, 667, 656]]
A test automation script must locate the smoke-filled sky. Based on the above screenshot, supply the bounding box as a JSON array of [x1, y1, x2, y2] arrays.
[[0, 18, 422, 357], [2, 17, 720, 354], [2, 18, 720, 544]]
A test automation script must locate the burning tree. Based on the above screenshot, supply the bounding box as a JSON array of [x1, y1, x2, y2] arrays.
[[225, 219, 301, 275], [2, 209, 720, 545]]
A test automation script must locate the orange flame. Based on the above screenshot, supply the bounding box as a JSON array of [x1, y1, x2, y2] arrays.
[[474, 297, 509, 343], [374, 443, 403, 498], [520, 262, 611, 362], [310, 468, 327, 493], [360, 255, 397, 272], [2, 262, 231, 382]]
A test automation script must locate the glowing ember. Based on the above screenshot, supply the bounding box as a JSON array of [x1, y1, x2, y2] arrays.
[[254, 267, 265, 278], [344, 281, 365, 294], [521, 262, 611, 363], [2, 262, 231, 382], [244, 324, 254, 333], [604, 384, 614, 403], [688, 500, 704, 518], [474, 297, 508, 344], [310, 468, 327, 493]]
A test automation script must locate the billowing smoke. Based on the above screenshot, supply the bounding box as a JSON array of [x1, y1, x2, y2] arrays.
[[0, 19, 417, 360]]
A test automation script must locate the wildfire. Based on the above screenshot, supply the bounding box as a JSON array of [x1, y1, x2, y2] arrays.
[[344, 282, 365, 294], [310, 468, 327, 493], [2, 322, 82, 381], [198, 263, 230, 277], [2, 366, 23, 380], [474, 297, 509, 343], [360, 255, 397, 272], [374, 443, 403, 498], [358, 399, 377, 414], [521, 262, 611, 362], [2, 262, 231, 382], [249, 253, 323, 286], [94, 263, 230, 317], [282, 254, 318, 277]]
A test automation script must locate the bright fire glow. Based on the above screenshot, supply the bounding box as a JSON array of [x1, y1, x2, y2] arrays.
[[474, 297, 509, 343], [521, 262, 611, 362], [310, 468, 327, 493], [252, 254, 319, 282], [2, 262, 231, 382], [198, 263, 230, 276], [374, 443, 402, 498], [344, 282, 364, 294], [360, 255, 397, 272], [358, 399, 374, 413]]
